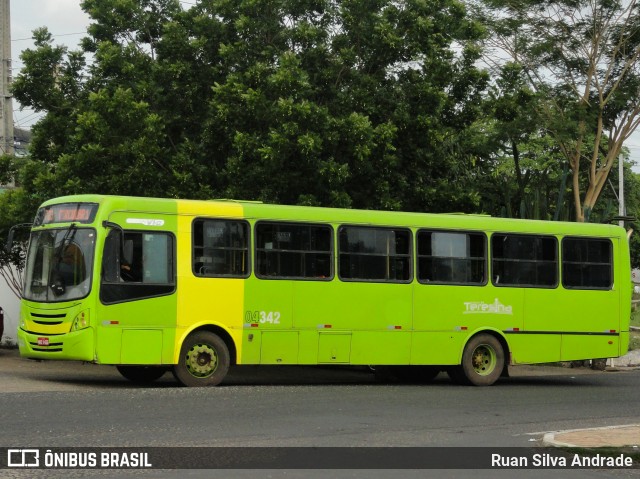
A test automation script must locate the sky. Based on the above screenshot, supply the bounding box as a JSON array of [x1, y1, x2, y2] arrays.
[[9, 0, 640, 173], [11, 0, 91, 130]]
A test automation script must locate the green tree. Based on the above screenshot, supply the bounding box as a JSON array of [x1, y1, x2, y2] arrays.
[[476, 0, 640, 222], [0, 163, 43, 297], [12, 0, 489, 213], [467, 63, 572, 220], [608, 159, 640, 268]]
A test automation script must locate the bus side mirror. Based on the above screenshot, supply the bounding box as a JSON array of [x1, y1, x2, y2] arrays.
[[102, 221, 121, 231], [5, 230, 14, 252], [102, 221, 125, 250], [5, 223, 32, 252]]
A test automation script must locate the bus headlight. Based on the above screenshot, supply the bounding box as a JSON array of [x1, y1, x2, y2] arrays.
[[70, 310, 90, 332]]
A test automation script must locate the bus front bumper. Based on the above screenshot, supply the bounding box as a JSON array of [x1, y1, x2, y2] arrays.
[[17, 327, 95, 362]]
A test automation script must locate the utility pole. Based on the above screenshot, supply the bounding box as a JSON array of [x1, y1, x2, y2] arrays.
[[619, 155, 625, 228], [0, 0, 12, 163]]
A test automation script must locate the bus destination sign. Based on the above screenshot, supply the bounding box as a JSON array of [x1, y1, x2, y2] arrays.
[[36, 203, 99, 225]]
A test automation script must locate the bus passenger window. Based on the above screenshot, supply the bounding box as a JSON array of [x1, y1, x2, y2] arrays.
[[562, 237, 612, 290], [491, 234, 557, 288], [192, 219, 249, 278], [338, 226, 411, 282], [417, 230, 486, 285], [255, 222, 333, 280]]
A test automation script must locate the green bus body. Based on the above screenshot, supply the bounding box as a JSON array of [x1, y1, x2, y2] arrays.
[[16, 195, 632, 386]]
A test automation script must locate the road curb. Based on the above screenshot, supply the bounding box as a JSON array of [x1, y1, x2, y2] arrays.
[[542, 424, 640, 448]]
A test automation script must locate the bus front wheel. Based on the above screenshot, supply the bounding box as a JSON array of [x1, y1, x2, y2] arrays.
[[451, 334, 504, 386], [173, 331, 230, 387]]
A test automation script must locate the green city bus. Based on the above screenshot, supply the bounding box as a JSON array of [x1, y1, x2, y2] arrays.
[[14, 194, 632, 386]]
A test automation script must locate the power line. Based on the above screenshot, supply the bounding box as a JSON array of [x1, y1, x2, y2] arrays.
[[12, 32, 87, 42], [14, 110, 41, 122]]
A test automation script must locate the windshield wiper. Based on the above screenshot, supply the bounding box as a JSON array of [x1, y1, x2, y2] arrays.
[[49, 224, 78, 297]]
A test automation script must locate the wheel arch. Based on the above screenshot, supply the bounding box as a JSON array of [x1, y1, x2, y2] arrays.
[[448, 329, 511, 386], [459, 328, 510, 367], [174, 323, 238, 366]]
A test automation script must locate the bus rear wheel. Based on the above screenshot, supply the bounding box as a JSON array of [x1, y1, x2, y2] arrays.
[[116, 365, 168, 384], [173, 331, 230, 387], [451, 334, 504, 386]]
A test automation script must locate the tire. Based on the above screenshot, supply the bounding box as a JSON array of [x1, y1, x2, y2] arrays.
[[173, 331, 230, 387], [116, 365, 167, 384], [591, 358, 607, 371], [456, 334, 505, 386]]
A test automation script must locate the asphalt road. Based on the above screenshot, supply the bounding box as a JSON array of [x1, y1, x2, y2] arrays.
[[1, 348, 639, 479]]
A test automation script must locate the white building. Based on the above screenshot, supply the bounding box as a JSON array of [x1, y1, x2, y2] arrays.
[[0, 271, 20, 345]]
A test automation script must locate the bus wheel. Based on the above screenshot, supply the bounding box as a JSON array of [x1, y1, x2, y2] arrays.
[[116, 365, 167, 384], [458, 334, 504, 386], [173, 331, 230, 387]]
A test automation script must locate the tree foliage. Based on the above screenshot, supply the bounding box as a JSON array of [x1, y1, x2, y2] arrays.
[[0, 186, 37, 297], [476, 0, 640, 222], [6, 0, 640, 277], [466, 62, 573, 220], [10, 0, 488, 214]]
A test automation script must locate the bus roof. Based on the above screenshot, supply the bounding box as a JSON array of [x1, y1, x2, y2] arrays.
[[40, 194, 626, 239]]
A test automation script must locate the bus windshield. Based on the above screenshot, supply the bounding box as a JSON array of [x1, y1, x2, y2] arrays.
[[23, 227, 96, 302]]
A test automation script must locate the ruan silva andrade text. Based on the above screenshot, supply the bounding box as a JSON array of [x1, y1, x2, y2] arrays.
[[491, 453, 634, 468]]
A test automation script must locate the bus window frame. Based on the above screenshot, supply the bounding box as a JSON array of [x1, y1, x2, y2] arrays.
[[23, 227, 97, 303], [416, 228, 488, 286], [561, 236, 614, 291], [490, 232, 559, 289], [191, 217, 251, 279], [100, 228, 177, 305], [338, 225, 413, 284], [254, 220, 334, 281]]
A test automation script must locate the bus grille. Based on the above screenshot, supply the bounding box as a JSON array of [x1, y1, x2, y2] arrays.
[[30, 312, 67, 325], [29, 341, 63, 352]]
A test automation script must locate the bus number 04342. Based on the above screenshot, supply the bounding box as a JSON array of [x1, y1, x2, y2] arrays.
[[245, 311, 281, 324]]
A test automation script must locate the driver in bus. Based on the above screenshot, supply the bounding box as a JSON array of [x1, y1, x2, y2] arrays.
[[58, 243, 86, 286]]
